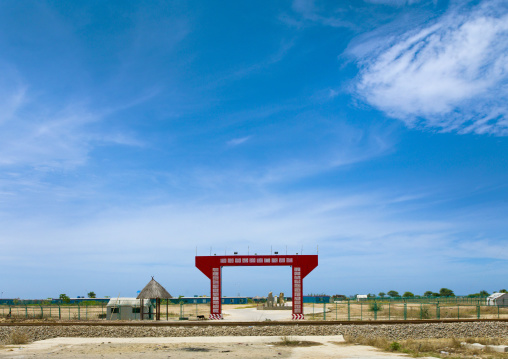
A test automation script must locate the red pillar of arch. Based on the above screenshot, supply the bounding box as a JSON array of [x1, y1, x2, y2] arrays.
[[195, 254, 318, 320]]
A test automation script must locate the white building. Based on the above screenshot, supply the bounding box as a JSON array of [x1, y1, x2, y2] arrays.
[[356, 294, 368, 301], [106, 297, 152, 320], [487, 293, 508, 307]]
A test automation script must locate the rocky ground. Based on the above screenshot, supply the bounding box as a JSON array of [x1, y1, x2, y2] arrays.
[[1, 322, 508, 344]]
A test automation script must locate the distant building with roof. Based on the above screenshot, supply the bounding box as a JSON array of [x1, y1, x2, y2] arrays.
[[106, 297, 152, 320], [487, 293, 508, 307]]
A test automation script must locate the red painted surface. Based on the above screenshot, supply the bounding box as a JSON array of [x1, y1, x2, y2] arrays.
[[195, 254, 318, 319]]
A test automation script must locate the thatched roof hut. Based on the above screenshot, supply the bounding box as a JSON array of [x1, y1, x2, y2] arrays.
[[137, 277, 172, 321], [137, 277, 172, 299]]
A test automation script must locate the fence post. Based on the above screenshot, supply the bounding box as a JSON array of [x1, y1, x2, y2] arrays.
[[86, 304, 88, 320], [477, 305, 480, 319], [59, 305, 61, 319], [313, 302, 315, 317], [25, 305, 28, 318], [348, 300, 350, 321], [436, 303, 440, 319], [498, 305, 500, 319], [323, 302, 326, 320], [388, 302, 391, 320], [361, 301, 363, 321], [335, 302, 337, 320], [40, 305, 43, 319], [78, 303, 81, 320], [403, 303, 407, 320], [457, 304, 459, 319], [420, 303, 422, 320]]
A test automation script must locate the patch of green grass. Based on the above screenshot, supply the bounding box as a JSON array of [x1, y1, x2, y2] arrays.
[[389, 341, 401, 351]]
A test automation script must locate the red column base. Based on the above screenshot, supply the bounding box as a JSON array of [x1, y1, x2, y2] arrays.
[[292, 314, 304, 320], [209, 314, 224, 320]]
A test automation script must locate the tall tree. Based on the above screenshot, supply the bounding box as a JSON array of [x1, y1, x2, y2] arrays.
[[87, 291, 96, 298], [423, 291, 433, 297], [403, 292, 415, 298], [387, 290, 400, 297], [439, 288, 454, 297], [378, 292, 386, 297]]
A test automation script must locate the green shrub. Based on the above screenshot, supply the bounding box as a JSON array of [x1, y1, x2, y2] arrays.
[[421, 307, 431, 319], [389, 341, 401, 351], [369, 302, 383, 312]]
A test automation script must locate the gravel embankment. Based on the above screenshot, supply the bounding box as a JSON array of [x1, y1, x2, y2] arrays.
[[1, 322, 508, 344]]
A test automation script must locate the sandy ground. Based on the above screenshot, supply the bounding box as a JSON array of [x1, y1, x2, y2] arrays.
[[223, 306, 326, 321], [0, 335, 436, 359]]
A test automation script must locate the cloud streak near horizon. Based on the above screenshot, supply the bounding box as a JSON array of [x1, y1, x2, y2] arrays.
[[1, 187, 504, 298]]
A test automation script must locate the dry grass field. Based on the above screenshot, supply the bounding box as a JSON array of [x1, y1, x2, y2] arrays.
[[344, 335, 508, 359]]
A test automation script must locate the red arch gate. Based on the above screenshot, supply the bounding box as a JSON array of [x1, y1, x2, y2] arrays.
[[195, 254, 318, 320]]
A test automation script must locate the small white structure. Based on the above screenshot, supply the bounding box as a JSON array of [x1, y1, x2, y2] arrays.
[[356, 294, 368, 301], [487, 293, 508, 307], [107, 297, 151, 320]]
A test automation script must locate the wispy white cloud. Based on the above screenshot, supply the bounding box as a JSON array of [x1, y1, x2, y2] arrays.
[[351, 0, 508, 135], [0, 99, 96, 168], [0, 70, 145, 169], [289, 0, 357, 29], [213, 40, 296, 84], [227, 136, 251, 146], [190, 120, 395, 190], [364, 0, 428, 6]]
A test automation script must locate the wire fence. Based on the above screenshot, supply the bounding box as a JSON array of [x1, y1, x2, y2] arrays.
[[306, 302, 508, 321], [347, 297, 489, 305], [0, 302, 211, 321], [1, 301, 507, 321]]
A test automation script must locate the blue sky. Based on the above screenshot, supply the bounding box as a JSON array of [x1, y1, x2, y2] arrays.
[[1, 0, 507, 299]]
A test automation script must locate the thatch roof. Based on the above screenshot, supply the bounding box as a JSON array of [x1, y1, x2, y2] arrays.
[[136, 277, 172, 299]]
